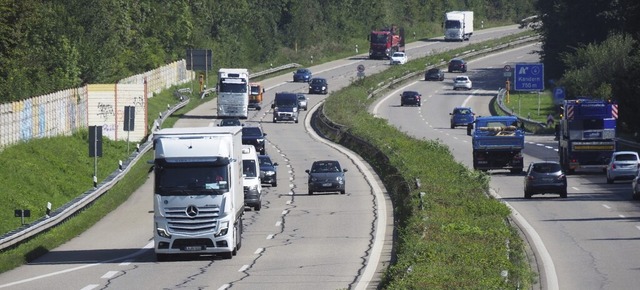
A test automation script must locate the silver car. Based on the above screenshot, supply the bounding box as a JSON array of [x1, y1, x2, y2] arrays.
[[632, 171, 640, 200], [606, 151, 640, 184], [453, 75, 472, 90], [297, 93, 308, 111]]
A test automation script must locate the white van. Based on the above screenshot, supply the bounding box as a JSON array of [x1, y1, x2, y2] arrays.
[[242, 145, 262, 210]]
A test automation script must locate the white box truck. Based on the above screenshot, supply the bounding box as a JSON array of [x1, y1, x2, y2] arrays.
[[217, 68, 250, 119], [444, 11, 474, 41], [152, 126, 244, 260]]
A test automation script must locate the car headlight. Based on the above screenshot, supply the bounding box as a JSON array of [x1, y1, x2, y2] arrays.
[[336, 176, 343, 182], [257, 138, 264, 143], [310, 177, 318, 182], [322, 86, 326, 90]]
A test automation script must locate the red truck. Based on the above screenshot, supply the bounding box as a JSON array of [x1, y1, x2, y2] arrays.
[[368, 25, 405, 59]]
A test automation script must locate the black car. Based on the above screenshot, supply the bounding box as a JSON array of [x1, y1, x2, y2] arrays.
[[400, 91, 421, 107], [308, 78, 328, 94], [448, 58, 467, 73], [524, 161, 567, 199], [241, 126, 267, 155], [218, 118, 242, 127], [293, 68, 312, 82], [258, 154, 278, 187], [305, 160, 347, 195], [425, 68, 445, 81]]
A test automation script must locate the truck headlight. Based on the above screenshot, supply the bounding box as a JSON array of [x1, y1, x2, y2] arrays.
[[216, 221, 229, 237], [156, 223, 171, 238]]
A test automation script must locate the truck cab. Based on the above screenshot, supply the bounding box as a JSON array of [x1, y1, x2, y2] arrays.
[[272, 92, 299, 123], [249, 83, 264, 111]]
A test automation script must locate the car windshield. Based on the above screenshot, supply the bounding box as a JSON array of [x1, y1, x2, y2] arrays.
[[311, 79, 325, 85], [428, 69, 440, 74], [242, 127, 262, 136], [243, 159, 257, 177], [296, 69, 309, 74], [532, 163, 561, 173], [297, 95, 306, 100], [221, 119, 240, 126], [454, 108, 471, 115], [455, 77, 468, 82], [311, 161, 342, 173], [259, 156, 273, 166], [402, 91, 418, 97], [451, 60, 463, 65], [614, 154, 639, 161], [393, 53, 404, 57]]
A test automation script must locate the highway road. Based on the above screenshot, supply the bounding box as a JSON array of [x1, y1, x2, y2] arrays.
[[372, 43, 640, 290], [0, 26, 530, 290]]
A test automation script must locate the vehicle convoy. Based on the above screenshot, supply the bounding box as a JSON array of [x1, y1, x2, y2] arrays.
[[368, 25, 405, 59], [152, 126, 244, 261], [472, 116, 525, 173], [248, 83, 264, 111], [242, 145, 262, 211], [444, 11, 474, 41], [272, 92, 300, 123], [558, 98, 617, 174], [217, 68, 250, 119]]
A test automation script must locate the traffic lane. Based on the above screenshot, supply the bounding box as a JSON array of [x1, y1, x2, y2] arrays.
[[0, 25, 526, 289], [376, 43, 637, 289]]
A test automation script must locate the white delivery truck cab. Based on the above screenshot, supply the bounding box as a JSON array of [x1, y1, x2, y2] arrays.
[[217, 68, 250, 119], [444, 11, 474, 41], [242, 144, 262, 211], [152, 126, 244, 261]]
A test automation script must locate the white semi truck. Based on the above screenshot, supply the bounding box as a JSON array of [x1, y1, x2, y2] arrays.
[[217, 68, 250, 119], [444, 11, 474, 41], [152, 126, 244, 260]]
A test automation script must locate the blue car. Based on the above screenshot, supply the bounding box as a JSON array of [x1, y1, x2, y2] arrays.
[[293, 68, 312, 82], [450, 107, 475, 129]]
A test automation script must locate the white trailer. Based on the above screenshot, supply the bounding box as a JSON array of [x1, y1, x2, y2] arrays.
[[217, 68, 250, 118], [444, 11, 474, 41], [152, 126, 244, 260]]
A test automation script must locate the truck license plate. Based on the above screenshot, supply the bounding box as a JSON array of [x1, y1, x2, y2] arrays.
[[184, 246, 204, 251]]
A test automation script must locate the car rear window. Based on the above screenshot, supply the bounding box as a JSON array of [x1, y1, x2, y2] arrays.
[[614, 154, 639, 161], [532, 163, 561, 173]]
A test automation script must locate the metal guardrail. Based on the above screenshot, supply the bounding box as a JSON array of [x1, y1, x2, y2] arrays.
[[0, 63, 300, 252]]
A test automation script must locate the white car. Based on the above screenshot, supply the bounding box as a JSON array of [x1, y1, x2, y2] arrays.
[[453, 75, 472, 90], [390, 52, 407, 65], [606, 151, 640, 184]]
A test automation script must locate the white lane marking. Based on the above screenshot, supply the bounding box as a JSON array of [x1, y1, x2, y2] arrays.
[[275, 221, 282, 227], [80, 285, 99, 290], [254, 248, 264, 254], [101, 271, 119, 279], [571, 187, 580, 191], [289, 184, 294, 188], [0, 241, 154, 289], [217, 284, 231, 290], [619, 215, 625, 218], [238, 265, 249, 272], [602, 204, 611, 209], [266, 234, 274, 240], [545, 146, 553, 149], [636, 226, 640, 231], [282, 210, 288, 215]]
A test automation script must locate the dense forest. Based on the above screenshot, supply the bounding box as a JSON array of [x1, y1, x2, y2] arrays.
[[0, 0, 534, 102], [1, 0, 639, 133]]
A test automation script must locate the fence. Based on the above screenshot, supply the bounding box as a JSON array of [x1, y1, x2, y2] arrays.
[[0, 60, 193, 150]]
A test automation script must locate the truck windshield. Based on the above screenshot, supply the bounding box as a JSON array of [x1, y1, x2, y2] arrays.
[[276, 99, 297, 107], [370, 33, 388, 44], [219, 79, 247, 93], [155, 164, 229, 195], [445, 20, 461, 29], [250, 86, 260, 95]]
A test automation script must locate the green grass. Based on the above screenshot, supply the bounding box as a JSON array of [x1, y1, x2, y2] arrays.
[[494, 90, 558, 134]]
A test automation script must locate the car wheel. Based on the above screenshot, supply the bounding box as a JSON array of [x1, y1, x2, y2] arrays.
[[308, 189, 313, 195], [273, 118, 277, 123], [560, 190, 568, 198], [417, 102, 421, 107], [633, 189, 639, 200], [295, 118, 299, 124], [451, 123, 455, 129], [340, 190, 345, 195], [448, 69, 452, 73], [400, 103, 404, 107], [254, 202, 261, 211], [272, 181, 277, 187], [606, 174, 613, 184], [524, 191, 532, 199]]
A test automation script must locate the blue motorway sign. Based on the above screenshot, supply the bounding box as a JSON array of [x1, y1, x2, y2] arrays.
[[514, 63, 544, 91], [553, 86, 565, 105]]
